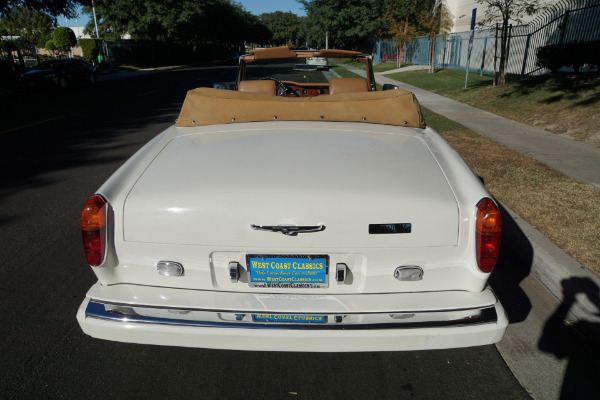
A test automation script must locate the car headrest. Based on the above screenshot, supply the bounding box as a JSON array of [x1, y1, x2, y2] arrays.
[[329, 78, 369, 95], [238, 80, 277, 96]]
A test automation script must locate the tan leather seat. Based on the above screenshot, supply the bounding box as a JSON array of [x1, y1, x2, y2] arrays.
[[329, 78, 369, 95], [238, 80, 277, 95]]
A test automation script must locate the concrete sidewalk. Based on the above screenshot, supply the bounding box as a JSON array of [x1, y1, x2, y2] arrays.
[[342, 63, 600, 398], [376, 72, 600, 189], [348, 64, 600, 189]]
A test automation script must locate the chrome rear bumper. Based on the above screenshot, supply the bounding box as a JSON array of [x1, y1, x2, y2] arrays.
[[77, 283, 508, 351], [85, 299, 499, 330]]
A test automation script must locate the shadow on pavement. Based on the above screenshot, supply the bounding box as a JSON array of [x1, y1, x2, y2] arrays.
[[489, 202, 533, 324], [538, 277, 600, 399]]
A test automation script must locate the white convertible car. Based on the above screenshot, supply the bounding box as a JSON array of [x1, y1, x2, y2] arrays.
[[77, 47, 507, 351]]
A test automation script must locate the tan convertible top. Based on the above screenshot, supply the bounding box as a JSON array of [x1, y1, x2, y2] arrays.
[[176, 88, 425, 128]]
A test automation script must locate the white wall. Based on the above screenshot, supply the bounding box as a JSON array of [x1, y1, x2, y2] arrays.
[[445, 0, 557, 32]]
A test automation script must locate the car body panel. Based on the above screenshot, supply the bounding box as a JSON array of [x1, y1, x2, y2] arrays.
[[306, 56, 328, 68], [19, 58, 96, 88]]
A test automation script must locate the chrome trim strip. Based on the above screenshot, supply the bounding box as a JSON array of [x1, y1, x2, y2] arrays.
[[250, 224, 326, 236], [85, 300, 498, 331]]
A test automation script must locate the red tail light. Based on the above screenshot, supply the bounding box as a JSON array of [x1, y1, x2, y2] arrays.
[[81, 195, 108, 266], [476, 198, 501, 273]]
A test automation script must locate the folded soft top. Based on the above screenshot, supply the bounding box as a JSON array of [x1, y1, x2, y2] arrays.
[[176, 87, 426, 128]]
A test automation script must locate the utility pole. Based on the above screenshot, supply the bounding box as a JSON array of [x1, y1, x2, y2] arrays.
[[92, 0, 100, 39]]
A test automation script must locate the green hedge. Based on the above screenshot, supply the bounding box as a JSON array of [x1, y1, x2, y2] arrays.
[[537, 41, 600, 73], [80, 38, 102, 64]]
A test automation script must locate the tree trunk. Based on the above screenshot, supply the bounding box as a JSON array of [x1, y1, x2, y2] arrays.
[[16, 48, 25, 71], [400, 43, 405, 65], [429, 33, 436, 73], [399, 17, 409, 69], [498, 17, 509, 85]]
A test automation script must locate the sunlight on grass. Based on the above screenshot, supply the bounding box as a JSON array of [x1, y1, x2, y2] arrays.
[[390, 69, 600, 147]]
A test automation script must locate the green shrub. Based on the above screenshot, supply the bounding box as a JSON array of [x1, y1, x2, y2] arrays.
[[537, 41, 600, 73], [45, 40, 56, 51], [80, 38, 102, 64], [569, 42, 587, 74], [52, 27, 76, 50], [589, 41, 600, 71], [536, 43, 568, 72]]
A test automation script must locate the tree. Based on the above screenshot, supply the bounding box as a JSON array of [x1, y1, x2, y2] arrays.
[[300, 0, 386, 50], [78, 0, 270, 62], [52, 26, 76, 55], [260, 11, 302, 46], [0, 6, 53, 47], [82, 0, 269, 46], [0, 0, 77, 17], [383, 0, 423, 67], [419, 0, 453, 73], [476, 0, 544, 85]]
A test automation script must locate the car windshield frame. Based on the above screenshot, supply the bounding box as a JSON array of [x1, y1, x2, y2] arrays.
[[244, 57, 356, 85], [237, 47, 376, 91]]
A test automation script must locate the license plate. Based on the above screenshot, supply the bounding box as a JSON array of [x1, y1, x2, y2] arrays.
[[246, 254, 329, 288], [252, 314, 327, 323]]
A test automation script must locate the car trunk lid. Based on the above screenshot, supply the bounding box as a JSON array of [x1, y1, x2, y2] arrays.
[[123, 126, 458, 249]]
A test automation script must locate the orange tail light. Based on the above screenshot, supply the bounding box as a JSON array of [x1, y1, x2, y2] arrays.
[[476, 198, 502, 273], [81, 195, 107, 266]]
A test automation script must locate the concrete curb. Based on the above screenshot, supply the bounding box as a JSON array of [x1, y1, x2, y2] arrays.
[[501, 203, 600, 326]]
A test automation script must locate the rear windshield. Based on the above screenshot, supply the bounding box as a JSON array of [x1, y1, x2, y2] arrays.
[[38, 60, 67, 70]]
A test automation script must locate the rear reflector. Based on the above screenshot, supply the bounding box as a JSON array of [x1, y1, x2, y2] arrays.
[[476, 198, 502, 273], [81, 195, 107, 266]]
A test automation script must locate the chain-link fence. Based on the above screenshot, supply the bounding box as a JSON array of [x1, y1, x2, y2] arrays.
[[373, 0, 600, 76]]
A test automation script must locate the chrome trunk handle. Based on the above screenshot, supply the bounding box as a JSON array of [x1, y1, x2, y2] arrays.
[[250, 224, 326, 236]]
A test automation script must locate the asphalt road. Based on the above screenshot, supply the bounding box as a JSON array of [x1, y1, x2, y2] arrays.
[[0, 67, 530, 399]]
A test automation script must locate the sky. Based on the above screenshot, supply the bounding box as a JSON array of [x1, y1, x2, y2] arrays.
[[240, 0, 306, 16], [66, 0, 307, 28]]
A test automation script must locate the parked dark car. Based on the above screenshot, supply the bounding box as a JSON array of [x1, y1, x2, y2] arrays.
[[18, 58, 96, 89]]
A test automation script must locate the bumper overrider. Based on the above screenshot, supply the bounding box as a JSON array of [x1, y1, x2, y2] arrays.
[[77, 283, 508, 352]]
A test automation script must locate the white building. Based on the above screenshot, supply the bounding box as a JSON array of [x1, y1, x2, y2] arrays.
[[70, 26, 92, 40], [445, 0, 558, 32]]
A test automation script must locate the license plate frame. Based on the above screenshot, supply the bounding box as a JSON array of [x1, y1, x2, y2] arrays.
[[252, 314, 328, 323], [246, 254, 329, 288]]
